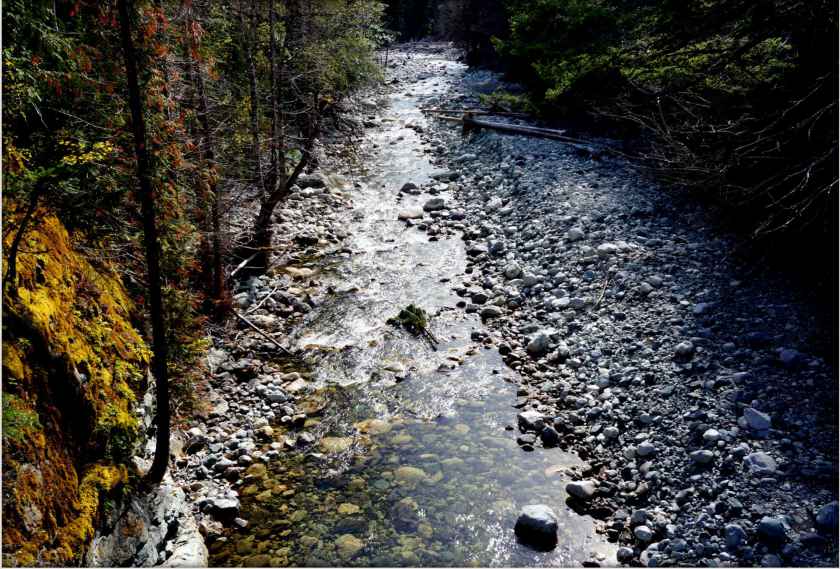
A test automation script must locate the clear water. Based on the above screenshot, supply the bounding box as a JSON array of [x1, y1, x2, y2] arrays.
[[210, 48, 614, 567]]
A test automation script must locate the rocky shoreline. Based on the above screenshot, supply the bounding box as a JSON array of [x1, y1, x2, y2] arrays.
[[407, 47, 838, 567], [117, 44, 837, 568]]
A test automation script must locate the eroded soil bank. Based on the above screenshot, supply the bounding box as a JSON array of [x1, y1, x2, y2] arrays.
[[173, 44, 837, 568]]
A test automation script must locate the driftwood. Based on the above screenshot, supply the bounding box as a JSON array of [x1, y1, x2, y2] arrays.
[[230, 253, 259, 278], [234, 310, 296, 357], [421, 108, 530, 119], [432, 113, 611, 154]]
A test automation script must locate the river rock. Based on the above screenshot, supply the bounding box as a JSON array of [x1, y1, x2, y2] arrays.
[[398, 207, 424, 220], [725, 524, 747, 548], [567, 228, 585, 242], [690, 450, 715, 465], [297, 173, 328, 189], [423, 197, 446, 211], [514, 505, 558, 549], [517, 410, 545, 432], [335, 534, 364, 560], [757, 516, 788, 545], [480, 306, 503, 319], [526, 333, 551, 356], [566, 480, 597, 500], [633, 525, 654, 542], [743, 451, 777, 475], [743, 407, 771, 431], [815, 501, 838, 534], [504, 262, 523, 279], [320, 437, 353, 453], [616, 546, 634, 564], [394, 465, 427, 483]]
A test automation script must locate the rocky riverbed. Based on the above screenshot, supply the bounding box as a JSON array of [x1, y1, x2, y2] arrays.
[[168, 43, 836, 568]]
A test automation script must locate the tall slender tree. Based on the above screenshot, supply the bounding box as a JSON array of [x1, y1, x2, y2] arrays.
[[117, 0, 170, 484], [185, 2, 226, 315]]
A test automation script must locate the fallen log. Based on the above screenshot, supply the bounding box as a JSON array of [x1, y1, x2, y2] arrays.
[[434, 114, 608, 154], [421, 108, 531, 119]]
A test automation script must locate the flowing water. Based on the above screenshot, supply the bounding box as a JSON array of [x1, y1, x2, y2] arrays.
[[210, 47, 613, 567]]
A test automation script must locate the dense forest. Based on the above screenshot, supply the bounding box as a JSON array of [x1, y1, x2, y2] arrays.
[[2, 0, 837, 567], [2, 0, 385, 564]]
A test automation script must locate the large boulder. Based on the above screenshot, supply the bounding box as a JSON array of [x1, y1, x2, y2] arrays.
[[514, 505, 558, 550]]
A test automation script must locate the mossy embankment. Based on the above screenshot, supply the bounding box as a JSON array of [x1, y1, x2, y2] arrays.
[[2, 209, 151, 566]]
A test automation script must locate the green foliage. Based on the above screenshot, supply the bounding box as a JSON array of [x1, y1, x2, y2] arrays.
[[2, 393, 41, 442], [493, 0, 837, 238], [478, 89, 537, 114]]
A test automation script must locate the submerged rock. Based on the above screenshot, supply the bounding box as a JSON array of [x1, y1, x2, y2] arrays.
[[335, 534, 364, 560]]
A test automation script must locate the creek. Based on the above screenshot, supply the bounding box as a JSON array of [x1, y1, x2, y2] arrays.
[[209, 46, 612, 568]]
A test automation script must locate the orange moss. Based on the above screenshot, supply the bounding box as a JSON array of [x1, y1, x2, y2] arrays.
[[2, 209, 151, 565]]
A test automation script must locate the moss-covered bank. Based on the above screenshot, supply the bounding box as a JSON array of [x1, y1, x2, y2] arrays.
[[2, 209, 150, 566]]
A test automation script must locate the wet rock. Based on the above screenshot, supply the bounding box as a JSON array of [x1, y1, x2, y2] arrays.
[[391, 497, 420, 532], [394, 466, 427, 484], [320, 437, 353, 453], [338, 503, 361, 516], [297, 173, 328, 189], [514, 505, 558, 550]]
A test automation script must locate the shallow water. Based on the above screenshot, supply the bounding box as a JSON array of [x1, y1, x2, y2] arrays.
[[210, 49, 613, 567]]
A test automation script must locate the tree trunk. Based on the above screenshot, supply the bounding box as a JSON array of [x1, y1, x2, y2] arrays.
[[266, 1, 279, 197], [4, 180, 46, 299], [187, 5, 226, 315], [118, 0, 170, 484], [239, 0, 262, 186]]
